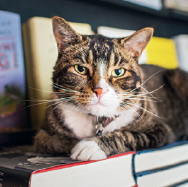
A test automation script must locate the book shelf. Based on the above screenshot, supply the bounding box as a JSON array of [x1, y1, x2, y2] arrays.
[[1, 0, 188, 38]]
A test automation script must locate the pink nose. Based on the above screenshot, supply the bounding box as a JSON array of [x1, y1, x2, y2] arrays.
[[94, 88, 103, 97]]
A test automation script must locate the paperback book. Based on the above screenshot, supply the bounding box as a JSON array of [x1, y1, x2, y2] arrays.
[[0, 10, 31, 146]]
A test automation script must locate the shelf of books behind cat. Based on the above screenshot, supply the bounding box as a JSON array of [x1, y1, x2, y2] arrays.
[[1, 9, 187, 142], [3, 12, 185, 144]]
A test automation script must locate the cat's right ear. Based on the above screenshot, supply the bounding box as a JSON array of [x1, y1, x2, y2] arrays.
[[52, 16, 82, 52]]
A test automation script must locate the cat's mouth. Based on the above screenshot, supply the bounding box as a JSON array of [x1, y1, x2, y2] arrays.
[[94, 100, 107, 107]]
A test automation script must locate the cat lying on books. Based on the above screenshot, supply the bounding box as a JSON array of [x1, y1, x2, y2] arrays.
[[34, 16, 188, 161]]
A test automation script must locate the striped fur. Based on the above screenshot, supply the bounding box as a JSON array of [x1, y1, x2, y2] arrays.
[[34, 16, 188, 160]]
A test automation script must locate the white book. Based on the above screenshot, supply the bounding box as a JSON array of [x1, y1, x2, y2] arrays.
[[136, 162, 188, 187], [173, 34, 188, 72], [134, 141, 188, 173]]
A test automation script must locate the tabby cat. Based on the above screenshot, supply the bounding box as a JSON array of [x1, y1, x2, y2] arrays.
[[34, 16, 188, 161]]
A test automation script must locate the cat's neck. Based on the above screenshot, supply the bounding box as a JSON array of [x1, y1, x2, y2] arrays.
[[57, 101, 141, 139]]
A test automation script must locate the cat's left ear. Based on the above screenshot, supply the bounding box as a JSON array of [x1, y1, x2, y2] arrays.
[[121, 27, 154, 60], [52, 16, 82, 52]]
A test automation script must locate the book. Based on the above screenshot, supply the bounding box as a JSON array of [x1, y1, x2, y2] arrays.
[[134, 140, 188, 173], [136, 162, 188, 187], [0, 10, 30, 145], [134, 141, 188, 186], [122, 0, 162, 10], [22, 17, 93, 129], [97, 26, 179, 69], [172, 34, 188, 72], [0, 146, 136, 187], [163, 0, 188, 13], [1, 141, 188, 186]]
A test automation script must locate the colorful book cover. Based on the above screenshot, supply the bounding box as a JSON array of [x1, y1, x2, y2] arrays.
[[0, 10, 27, 132]]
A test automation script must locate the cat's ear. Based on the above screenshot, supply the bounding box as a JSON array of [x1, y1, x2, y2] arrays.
[[52, 16, 82, 52], [121, 27, 154, 60]]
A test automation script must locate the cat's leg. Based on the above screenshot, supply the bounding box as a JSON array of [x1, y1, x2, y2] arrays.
[[34, 129, 78, 154], [71, 121, 176, 161]]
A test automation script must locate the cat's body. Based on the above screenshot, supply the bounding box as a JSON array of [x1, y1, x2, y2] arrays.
[[34, 16, 188, 161]]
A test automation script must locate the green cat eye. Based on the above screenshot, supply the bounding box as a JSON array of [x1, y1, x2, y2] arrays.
[[74, 65, 88, 75], [112, 68, 125, 77]]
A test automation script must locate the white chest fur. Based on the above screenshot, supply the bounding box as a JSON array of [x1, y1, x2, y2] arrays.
[[58, 103, 138, 139], [61, 106, 96, 139]]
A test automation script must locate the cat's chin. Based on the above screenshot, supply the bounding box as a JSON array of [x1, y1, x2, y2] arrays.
[[86, 103, 119, 117]]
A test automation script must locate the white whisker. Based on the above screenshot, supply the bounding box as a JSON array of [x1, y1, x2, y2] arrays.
[[127, 102, 162, 119]]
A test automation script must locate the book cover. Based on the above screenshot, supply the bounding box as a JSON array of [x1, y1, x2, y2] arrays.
[[0, 11, 27, 134], [22, 17, 93, 130], [0, 146, 136, 187]]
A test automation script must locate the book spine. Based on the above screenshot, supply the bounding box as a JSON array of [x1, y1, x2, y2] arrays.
[[0, 166, 31, 187]]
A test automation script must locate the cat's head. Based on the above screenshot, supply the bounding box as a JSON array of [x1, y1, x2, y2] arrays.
[[52, 16, 153, 117]]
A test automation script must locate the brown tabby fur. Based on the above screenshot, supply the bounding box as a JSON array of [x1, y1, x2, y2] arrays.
[[34, 16, 188, 160]]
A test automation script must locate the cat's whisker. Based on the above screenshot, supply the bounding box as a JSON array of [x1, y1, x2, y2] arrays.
[[28, 86, 74, 95], [121, 85, 164, 101], [126, 105, 146, 123], [23, 96, 79, 111], [124, 97, 159, 102], [49, 101, 63, 118], [53, 82, 79, 93], [32, 69, 78, 94], [140, 85, 161, 102], [128, 70, 164, 94], [127, 101, 163, 119], [120, 93, 161, 102]]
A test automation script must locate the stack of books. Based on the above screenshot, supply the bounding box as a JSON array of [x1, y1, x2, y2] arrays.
[[0, 141, 188, 187]]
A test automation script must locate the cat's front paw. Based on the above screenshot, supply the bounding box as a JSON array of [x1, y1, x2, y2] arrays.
[[71, 140, 107, 161]]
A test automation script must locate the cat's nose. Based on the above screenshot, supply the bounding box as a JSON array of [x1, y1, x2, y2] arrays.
[[94, 88, 103, 98]]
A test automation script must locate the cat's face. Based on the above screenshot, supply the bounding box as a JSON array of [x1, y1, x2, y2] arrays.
[[52, 16, 153, 117]]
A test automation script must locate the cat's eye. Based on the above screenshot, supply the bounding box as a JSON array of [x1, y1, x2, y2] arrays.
[[112, 68, 125, 77], [74, 65, 88, 75]]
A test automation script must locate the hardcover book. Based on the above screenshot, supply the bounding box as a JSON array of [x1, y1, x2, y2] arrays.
[[134, 141, 188, 186], [0, 146, 136, 187]]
